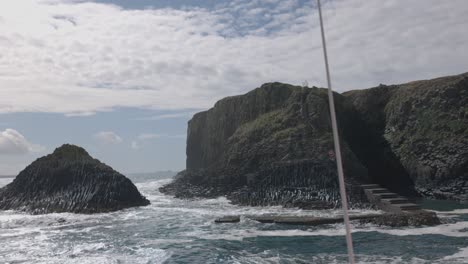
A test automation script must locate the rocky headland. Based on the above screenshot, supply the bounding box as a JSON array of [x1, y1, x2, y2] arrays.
[[160, 72, 468, 209], [161, 83, 369, 209], [0, 144, 150, 214]]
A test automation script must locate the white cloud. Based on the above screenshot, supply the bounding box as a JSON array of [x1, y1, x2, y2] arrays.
[[0, 0, 467, 115], [93, 131, 123, 144], [138, 133, 162, 140], [130, 133, 185, 150], [0, 128, 45, 155], [136, 111, 195, 121], [137, 133, 185, 140], [64, 111, 96, 117], [131, 140, 140, 150]]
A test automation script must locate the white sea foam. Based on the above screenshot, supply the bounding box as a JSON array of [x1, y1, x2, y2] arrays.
[[31, 248, 170, 264], [182, 224, 349, 241], [180, 218, 468, 241], [71, 242, 107, 255], [363, 221, 468, 238], [434, 208, 468, 215], [443, 246, 468, 261]]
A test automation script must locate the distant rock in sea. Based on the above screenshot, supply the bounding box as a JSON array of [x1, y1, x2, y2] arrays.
[[160, 72, 468, 208], [0, 144, 150, 214]]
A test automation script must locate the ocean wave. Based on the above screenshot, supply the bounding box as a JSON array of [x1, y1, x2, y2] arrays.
[[32, 247, 170, 264], [0, 235, 170, 264], [179, 218, 468, 241]]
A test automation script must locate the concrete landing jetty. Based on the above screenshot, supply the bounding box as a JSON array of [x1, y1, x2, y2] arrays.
[[248, 214, 382, 225], [215, 214, 382, 225]]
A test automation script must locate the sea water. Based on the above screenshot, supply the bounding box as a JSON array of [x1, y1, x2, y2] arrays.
[[0, 175, 467, 264]]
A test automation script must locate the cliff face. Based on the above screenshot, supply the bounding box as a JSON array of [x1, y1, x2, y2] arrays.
[[345, 73, 468, 201], [161, 72, 468, 207], [0, 144, 150, 214], [162, 83, 369, 209]]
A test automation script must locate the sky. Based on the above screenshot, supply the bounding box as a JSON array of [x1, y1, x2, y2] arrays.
[[0, 0, 467, 175]]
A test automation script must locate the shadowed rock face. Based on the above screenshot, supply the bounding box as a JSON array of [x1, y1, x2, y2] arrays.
[[161, 72, 468, 207], [0, 144, 150, 214], [345, 73, 468, 201]]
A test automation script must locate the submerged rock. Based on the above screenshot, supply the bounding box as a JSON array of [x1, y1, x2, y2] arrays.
[[359, 211, 441, 227], [0, 144, 150, 214]]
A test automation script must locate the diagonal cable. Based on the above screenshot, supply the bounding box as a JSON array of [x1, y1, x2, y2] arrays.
[[316, 0, 356, 263]]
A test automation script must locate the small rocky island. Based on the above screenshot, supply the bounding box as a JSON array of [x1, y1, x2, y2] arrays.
[[0, 144, 150, 214], [161, 72, 468, 210]]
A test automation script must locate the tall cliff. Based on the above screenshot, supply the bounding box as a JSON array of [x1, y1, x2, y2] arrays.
[[162, 83, 369, 209], [344, 73, 468, 201], [161, 72, 468, 207]]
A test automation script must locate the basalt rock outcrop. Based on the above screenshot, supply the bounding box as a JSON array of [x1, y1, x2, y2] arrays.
[[345, 73, 468, 201], [0, 144, 150, 214], [161, 72, 468, 208], [161, 83, 369, 209]]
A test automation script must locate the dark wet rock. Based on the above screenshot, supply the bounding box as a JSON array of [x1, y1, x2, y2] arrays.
[[360, 211, 441, 227], [234, 213, 429, 227], [215, 215, 240, 223], [0, 144, 150, 214]]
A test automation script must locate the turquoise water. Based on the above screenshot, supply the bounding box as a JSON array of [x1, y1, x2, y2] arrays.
[[1, 176, 467, 263], [420, 198, 468, 211]]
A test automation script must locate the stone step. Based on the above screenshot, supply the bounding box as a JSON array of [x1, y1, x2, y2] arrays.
[[381, 198, 408, 204], [368, 188, 390, 194], [376, 193, 399, 199], [361, 184, 381, 189], [396, 203, 421, 211]]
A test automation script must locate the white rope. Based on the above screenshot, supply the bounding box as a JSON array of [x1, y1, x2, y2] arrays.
[[316, 0, 355, 263]]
